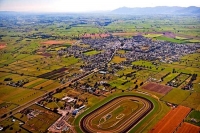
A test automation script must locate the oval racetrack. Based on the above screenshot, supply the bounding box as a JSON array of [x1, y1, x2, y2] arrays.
[[80, 95, 154, 133]]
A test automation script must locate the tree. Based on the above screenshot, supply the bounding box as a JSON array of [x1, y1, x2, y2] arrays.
[[135, 85, 138, 89]]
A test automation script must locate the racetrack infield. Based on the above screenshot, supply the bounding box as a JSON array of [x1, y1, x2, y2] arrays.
[[80, 95, 154, 133]]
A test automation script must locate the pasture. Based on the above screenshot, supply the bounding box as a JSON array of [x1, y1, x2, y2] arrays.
[[110, 56, 126, 63], [186, 110, 200, 126], [161, 89, 190, 104], [0, 85, 44, 114], [84, 50, 101, 56]]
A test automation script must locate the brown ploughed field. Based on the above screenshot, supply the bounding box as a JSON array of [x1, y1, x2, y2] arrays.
[[142, 82, 172, 94], [177, 122, 200, 133], [149, 105, 191, 133]]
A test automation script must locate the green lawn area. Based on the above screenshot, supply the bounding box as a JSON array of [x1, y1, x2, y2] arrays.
[[0, 85, 44, 105], [117, 67, 136, 75], [185, 110, 200, 126], [181, 92, 200, 110], [42, 82, 61, 91], [144, 34, 162, 38], [61, 56, 79, 66], [175, 36, 189, 40], [161, 89, 190, 104], [111, 56, 126, 63], [84, 50, 101, 56], [155, 36, 187, 43]]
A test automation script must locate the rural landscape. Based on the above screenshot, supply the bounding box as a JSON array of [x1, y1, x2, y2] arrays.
[[0, 1, 200, 133]]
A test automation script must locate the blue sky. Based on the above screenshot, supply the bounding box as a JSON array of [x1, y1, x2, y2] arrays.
[[0, 0, 199, 12]]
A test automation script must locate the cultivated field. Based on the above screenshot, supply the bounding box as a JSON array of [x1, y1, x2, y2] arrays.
[[149, 105, 191, 133], [177, 122, 200, 133], [142, 82, 172, 95]]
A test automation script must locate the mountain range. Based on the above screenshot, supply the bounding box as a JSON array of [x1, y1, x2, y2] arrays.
[[111, 6, 200, 14]]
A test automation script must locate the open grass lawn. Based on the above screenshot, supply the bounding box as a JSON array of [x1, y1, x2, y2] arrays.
[[161, 89, 190, 104], [193, 83, 200, 92], [181, 92, 200, 110], [175, 36, 189, 40], [185, 110, 200, 126], [53, 89, 67, 99], [84, 50, 101, 56], [188, 39, 200, 43], [111, 56, 126, 64], [42, 82, 61, 91], [61, 56, 79, 66], [144, 34, 162, 38], [181, 53, 200, 60], [132, 60, 161, 72], [0, 73, 29, 82], [0, 85, 44, 105], [162, 73, 180, 84], [23, 78, 48, 88], [135, 70, 158, 80], [109, 77, 128, 89], [20, 55, 44, 61], [45, 101, 64, 109], [155, 36, 187, 43], [152, 71, 170, 81], [116, 67, 136, 75], [33, 80, 55, 89]]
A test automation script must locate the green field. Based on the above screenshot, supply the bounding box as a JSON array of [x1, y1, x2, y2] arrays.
[[84, 50, 101, 56], [185, 110, 200, 126], [181, 92, 200, 110], [161, 89, 190, 104], [155, 36, 188, 43], [111, 56, 126, 63]]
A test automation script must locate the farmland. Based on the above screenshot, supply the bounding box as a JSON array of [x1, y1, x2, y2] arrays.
[[0, 12, 199, 133], [177, 122, 200, 133], [149, 105, 191, 133]]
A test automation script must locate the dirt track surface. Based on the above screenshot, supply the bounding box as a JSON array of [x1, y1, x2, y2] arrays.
[[177, 122, 200, 133], [149, 105, 191, 133], [80, 95, 153, 133]]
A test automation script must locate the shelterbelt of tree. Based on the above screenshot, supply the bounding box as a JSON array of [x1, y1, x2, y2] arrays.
[[80, 95, 154, 133]]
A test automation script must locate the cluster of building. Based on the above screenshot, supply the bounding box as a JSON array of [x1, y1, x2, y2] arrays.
[[58, 36, 198, 72]]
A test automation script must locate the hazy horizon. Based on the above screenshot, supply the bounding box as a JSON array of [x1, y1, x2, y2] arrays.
[[0, 0, 200, 12]]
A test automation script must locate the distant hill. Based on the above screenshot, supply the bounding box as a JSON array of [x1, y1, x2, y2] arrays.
[[111, 6, 200, 15]]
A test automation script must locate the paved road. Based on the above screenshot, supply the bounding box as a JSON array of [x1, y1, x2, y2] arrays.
[[80, 95, 153, 133]]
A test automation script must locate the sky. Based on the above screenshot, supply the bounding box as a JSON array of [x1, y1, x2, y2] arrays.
[[0, 0, 200, 12]]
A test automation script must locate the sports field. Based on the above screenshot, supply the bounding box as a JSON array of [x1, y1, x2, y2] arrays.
[[74, 92, 164, 133]]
